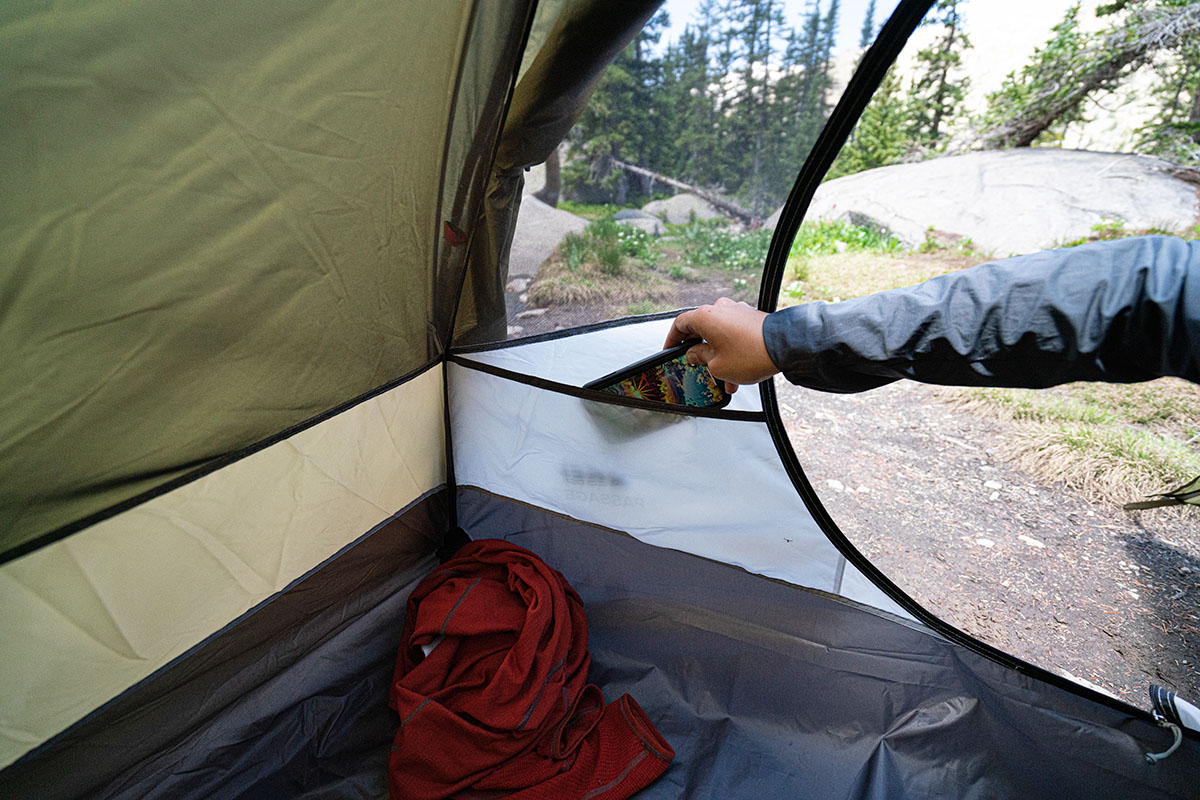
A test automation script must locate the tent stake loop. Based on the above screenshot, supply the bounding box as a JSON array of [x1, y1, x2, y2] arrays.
[[1144, 714, 1183, 764]]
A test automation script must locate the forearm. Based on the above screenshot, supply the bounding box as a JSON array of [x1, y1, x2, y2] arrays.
[[763, 236, 1200, 393]]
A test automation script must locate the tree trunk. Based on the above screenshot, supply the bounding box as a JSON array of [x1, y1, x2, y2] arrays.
[[610, 159, 759, 225], [980, 4, 1200, 149], [532, 146, 561, 207]]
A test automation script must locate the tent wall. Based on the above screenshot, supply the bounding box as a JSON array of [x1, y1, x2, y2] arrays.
[[458, 489, 1199, 799], [0, 365, 444, 772], [0, 496, 443, 800], [449, 317, 905, 615], [0, 0, 531, 555]]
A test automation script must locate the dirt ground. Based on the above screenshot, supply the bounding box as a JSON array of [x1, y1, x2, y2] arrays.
[[775, 378, 1200, 710], [505, 261, 1200, 713]]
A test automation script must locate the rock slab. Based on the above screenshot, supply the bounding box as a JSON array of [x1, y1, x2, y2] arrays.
[[768, 150, 1199, 256], [508, 196, 588, 277], [642, 193, 726, 225]]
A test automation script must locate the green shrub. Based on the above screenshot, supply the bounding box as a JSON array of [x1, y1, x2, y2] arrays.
[[1091, 218, 1126, 241], [789, 220, 902, 258], [562, 232, 586, 272], [676, 219, 772, 272]]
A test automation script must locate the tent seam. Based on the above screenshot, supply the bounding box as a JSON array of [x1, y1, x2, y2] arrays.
[[1, 359, 444, 566]]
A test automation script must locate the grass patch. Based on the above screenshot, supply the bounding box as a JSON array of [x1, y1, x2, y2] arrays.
[[669, 217, 905, 280], [779, 251, 969, 306], [945, 379, 1200, 505], [791, 219, 904, 258], [1058, 218, 1200, 249], [558, 200, 655, 221], [1000, 424, 1200, 506], [624, 300, 675, 316], [527, 217, 675, 308]]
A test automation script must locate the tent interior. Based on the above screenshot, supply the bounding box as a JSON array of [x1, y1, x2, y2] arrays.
[[1, 0, 1197, 797]]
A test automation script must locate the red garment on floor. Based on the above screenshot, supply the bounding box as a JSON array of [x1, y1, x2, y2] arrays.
[[388, 539, 673, 800]]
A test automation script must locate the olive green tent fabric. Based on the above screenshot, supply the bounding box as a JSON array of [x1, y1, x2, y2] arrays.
[[0, 0, 532, 554]]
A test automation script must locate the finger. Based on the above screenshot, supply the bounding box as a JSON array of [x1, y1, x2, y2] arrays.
[[713, 296, 736, 308], [664, 310, 697, 348], [686, 341, 716, 366], [725, 381, 739, 395]]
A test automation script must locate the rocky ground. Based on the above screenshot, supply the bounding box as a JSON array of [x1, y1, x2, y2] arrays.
[[775, 378, 1200, 709]]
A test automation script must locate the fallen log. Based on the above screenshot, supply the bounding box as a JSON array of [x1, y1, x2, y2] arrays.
[[610, 159, 758, 225]]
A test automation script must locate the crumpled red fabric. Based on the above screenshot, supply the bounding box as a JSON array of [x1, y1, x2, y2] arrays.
[[388, 539, 673, 800]]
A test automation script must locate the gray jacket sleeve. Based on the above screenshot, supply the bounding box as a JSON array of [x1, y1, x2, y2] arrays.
[[762, 236, 1200, 393]]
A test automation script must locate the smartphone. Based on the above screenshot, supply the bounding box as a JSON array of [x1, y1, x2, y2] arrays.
[[584, 338, 731, 408]]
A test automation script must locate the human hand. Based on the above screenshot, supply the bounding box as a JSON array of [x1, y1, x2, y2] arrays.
[[665, 298, 778, 394]]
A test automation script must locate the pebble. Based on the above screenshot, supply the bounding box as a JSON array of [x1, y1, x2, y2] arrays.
[[516, 308, 547, 319], [506, 277, 530, 293], [1018, 534, 1045, 549], [826, 479, 846, 493], [984, 480, 1002, 490], [989, 491, 999, 501], [507, 325, 524, 336], [976, 538, 995, 548]]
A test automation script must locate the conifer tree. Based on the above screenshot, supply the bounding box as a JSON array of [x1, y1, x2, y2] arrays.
[[723, 0, 787, 212], [827, 65, 908, 178], [1135, 31, 1200, 164], [663, 19, 721, 186], [859, 0, 877, 48], [564, 10, 670, 203], [978, 0, 1200, 152], [906, 0, 971, 153], [781, 2, 832, 171]]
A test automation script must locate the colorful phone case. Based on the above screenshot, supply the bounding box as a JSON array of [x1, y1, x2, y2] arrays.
[[584, 340, 731, 408]]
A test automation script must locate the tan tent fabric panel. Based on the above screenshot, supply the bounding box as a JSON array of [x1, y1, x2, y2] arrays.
[[0, 365, 444, 769], [0, 1, 527, 552]]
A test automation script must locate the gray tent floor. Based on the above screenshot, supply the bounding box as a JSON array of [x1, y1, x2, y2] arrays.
[[460, 489, 1198, 799], [11, 489, 1195, 799]]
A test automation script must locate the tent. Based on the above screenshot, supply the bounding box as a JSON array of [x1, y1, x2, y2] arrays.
[[1, 0, 1196, 796]]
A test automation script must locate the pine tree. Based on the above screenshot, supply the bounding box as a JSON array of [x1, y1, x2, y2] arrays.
[[906, 0, 971, 153], [661, 8, 721, 186], [1131, 0, 1200, 164], [780, 2, 832, 173], [818, 0, 840, 97], [978, 1, 1200, 150], [859, 0, 877, 48], [564, 10, 670, 203], [723, 0, 787, 212], [1135, 37, 1200, 164], [827, 65, 908, 178]]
